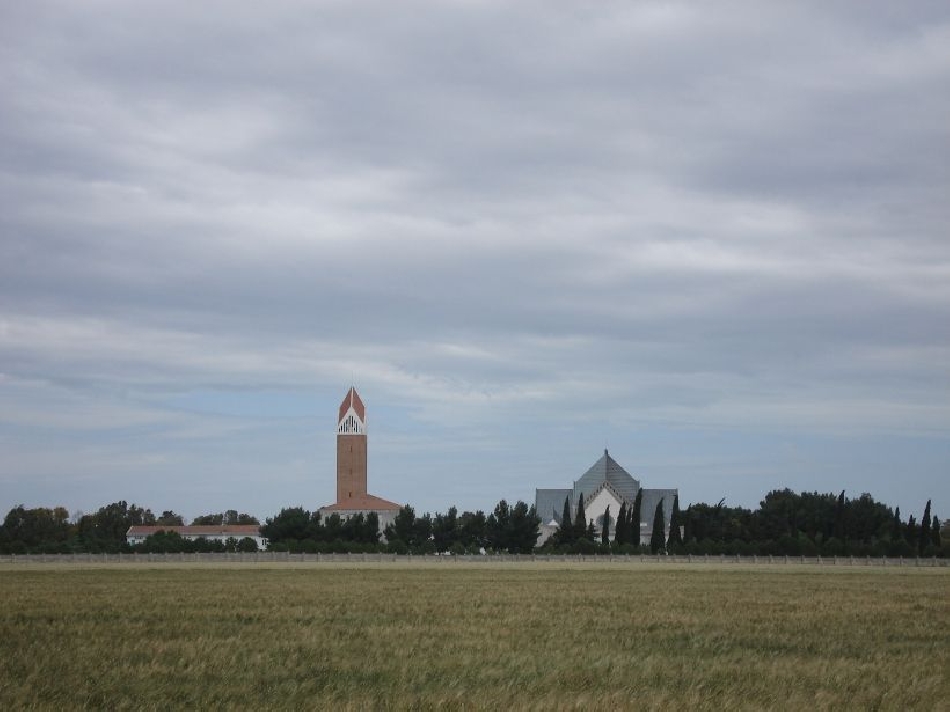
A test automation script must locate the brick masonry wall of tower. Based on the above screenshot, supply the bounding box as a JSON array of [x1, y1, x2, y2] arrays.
[[337, 433, 368, 503]]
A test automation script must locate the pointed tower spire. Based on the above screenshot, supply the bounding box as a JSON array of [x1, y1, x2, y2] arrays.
[[337, 386, 366, 435]]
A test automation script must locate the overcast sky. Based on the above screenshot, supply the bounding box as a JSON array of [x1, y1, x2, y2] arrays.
[[1, 1, 948, 525]]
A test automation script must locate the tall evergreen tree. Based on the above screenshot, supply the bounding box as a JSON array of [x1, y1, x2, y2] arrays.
[[667, 494, 682, 549], [920, 500, 932, 554], [615, 502, 627, 545], [834, 490, 846, 541], [906, 515, 917, 544], [650, 500, 665, 554], [557, 497, 576, 544], [632, 490, 643, 547], [892, 507, 901, 540], [933, 516, 941, 549], [601, 505, 611, 545], [587, 519, 596, 541], [561, 496, 572, 534], [575, 493, 587, 540]]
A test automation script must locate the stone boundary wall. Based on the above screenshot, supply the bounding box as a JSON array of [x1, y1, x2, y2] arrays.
[[0, 552, 947, 567]]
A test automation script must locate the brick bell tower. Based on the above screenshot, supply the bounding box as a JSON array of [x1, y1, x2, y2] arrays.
[[336, 386, 368, 503]]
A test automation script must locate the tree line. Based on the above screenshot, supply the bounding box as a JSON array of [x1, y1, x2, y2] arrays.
[[1, 489, 945, 557], [538, 489, 946, 557], [262, 500, 541, 554], [0, 502, 258, 554], [676, 490, 944, 557]]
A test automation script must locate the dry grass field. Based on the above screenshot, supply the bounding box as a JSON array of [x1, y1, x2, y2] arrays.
[[0, 562, 947, 709]]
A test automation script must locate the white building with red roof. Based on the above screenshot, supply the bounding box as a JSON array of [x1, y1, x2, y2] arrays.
[[126, 524, 267, 548]]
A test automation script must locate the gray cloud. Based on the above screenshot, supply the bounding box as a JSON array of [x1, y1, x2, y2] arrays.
[[1, 1, 948, 519]]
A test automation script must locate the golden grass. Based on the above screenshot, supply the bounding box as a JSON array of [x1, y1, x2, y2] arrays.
[[0, 563, 947, 709]]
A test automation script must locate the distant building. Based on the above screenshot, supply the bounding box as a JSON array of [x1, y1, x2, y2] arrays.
[[317, 387, 401, 533], [535, 449, 677, 546], [126, 524, 267, 549]]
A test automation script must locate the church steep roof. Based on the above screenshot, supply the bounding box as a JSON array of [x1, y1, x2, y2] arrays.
[[338, 387, 365, 422], [573, 449, 640, 504]]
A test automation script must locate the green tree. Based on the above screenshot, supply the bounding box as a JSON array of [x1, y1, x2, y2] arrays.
[[157, 510, 184, 526], [667, 495, 682, 550], [615, 502, 627, 546], [384, 504, 417, 547], [920, 500, 932, 554], [459, 510, 487, 548], [364, 511, 381, 544], [414, 513, 433, 549], [574, 494, 588, 540], [932, 516, 941, 549], [487, 500, 511, 552], [135, 530, 185, 553], [79, 501, 155, 551], [0, 505, 72, 552], [193, 511, 259, 525], [508, 501, 541, 553], [601, 505, 611, 545], [632, 490, 643, 546], [433, 506, 459, 552], [559, 496, 573, 544], [261, 507, 311, 543], [650, 500, 666, 554], [834, 490, 846, 541]]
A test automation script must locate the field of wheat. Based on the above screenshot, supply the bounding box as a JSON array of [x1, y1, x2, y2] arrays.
[[0, 562, 947, 709]]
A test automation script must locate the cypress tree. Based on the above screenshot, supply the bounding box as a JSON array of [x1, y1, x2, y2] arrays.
[[560, 496, 573, 544], [632, 489, 643, 548], [601, 505, 611, 545], [615, 502, 627, 545], [650, 500, 665, 554], [587, 519, 596, 541], [933, 516, 941, 549], [892, 507, 901, 540], [575, 493, 587, 540], [920, 500, 932, 554], [667, 494, 682, 549], [834, 490, 846, 541], [627, 505, 634, 546]]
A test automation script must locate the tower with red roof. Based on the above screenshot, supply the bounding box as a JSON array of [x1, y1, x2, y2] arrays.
[[336, 386, 368, 503], [319, 387, 401, 529]]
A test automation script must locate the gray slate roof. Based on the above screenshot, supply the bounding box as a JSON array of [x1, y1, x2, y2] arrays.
[[573, 449, 640, 505]]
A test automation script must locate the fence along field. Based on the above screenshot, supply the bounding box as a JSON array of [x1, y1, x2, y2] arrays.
[[2, 551, 949, 566], [1, 564, 947, 708]]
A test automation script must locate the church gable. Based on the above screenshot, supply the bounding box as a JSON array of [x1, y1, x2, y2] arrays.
[[580, 482, 624, 535]]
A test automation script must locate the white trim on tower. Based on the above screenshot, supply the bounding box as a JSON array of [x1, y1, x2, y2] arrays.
[[337, 407, 365, 435]]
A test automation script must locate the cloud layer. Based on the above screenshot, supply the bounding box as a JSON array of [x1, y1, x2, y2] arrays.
[[2, 1, 948, 521]]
